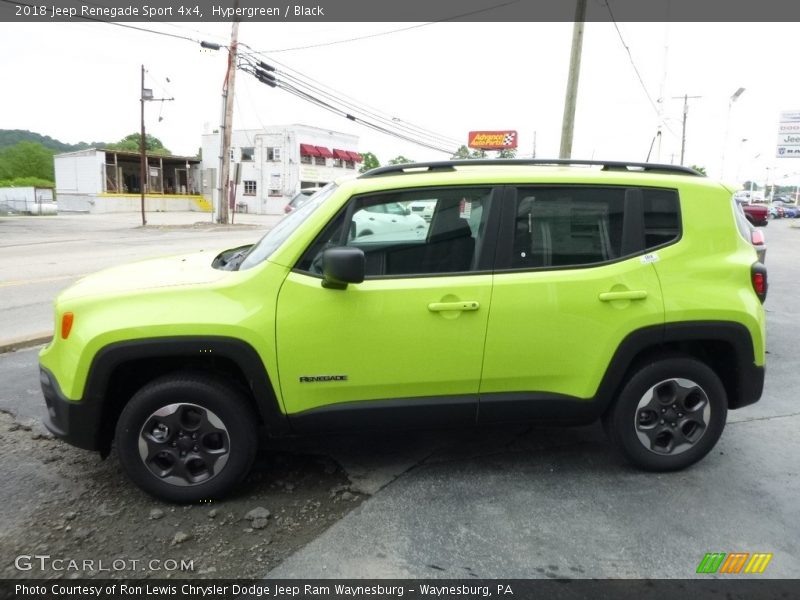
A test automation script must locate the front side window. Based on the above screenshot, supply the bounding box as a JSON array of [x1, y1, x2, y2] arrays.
[[297, 188, 494, 277], [239, 184, 337, 270]]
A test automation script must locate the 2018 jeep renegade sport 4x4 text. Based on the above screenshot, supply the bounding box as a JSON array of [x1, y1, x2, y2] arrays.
[[39, 160, 767, 502]]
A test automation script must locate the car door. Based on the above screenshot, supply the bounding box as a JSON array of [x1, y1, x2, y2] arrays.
[[479, 185, 679, 422], [275, 186, 501, 432]]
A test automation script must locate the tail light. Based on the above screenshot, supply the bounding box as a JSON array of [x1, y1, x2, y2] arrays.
[[751, 229, 765, 246], [751, 263, 767, 303]]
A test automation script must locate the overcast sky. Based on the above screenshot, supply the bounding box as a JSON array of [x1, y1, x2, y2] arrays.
[[2, 20, 799, 187]]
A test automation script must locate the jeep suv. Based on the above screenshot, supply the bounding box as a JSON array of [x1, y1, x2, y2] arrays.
[[39, 160, 767, 502]]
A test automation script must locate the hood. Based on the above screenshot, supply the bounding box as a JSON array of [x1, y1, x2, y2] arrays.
[[60, 250, 230, 301]]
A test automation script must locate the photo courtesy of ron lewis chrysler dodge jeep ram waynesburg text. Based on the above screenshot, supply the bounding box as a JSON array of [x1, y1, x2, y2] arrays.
[[39, 160, 767, 502]]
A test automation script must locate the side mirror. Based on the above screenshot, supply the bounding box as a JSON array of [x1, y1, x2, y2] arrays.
[[322, 247, 365, 290]]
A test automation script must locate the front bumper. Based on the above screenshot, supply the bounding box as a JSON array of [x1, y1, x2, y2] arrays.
[[40, 367, 102, 451]]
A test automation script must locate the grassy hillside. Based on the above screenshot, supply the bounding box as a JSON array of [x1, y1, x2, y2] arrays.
[[0, 129, 107, 153]]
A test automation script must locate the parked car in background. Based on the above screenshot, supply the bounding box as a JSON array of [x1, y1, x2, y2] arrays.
[[734, 203, 766, 263], [734, 198, 768, 227], [284, 187, 325, 214], [782, 205, 799, 218], [351, 201, 428, 238], [408, 199, 437, 222], [769, 205, 784, 219]]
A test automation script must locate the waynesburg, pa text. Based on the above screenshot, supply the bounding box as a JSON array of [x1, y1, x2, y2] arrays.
[[15, 583, 515, 598]]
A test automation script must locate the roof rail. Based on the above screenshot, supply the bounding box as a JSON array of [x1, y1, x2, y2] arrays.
[[358, 159, 704, 179]]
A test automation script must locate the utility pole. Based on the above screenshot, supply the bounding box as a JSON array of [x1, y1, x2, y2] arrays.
[[139, 65, 173, 227], [140, 65, 147, 227], [217, 16, 239, 225], [559, 0, 587, 159], [672, 94, 701, 166], [532, 131, 537, 158]]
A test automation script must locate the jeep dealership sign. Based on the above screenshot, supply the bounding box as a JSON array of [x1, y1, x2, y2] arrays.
[[776, 111, 800, 157]]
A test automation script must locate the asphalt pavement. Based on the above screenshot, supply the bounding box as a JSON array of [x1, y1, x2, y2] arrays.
[[0, 211, 281, 346]]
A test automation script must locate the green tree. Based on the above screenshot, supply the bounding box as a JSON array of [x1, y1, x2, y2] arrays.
[[451, 145, 489, 160], [359, 151, 380, 173], [497, 148, 517, 159], [388, 155, 414, 165], [451, 145, 471, 159], [107, 133, 171, 155], [0, 141, 55, 182], [689, 164, 707, 175]]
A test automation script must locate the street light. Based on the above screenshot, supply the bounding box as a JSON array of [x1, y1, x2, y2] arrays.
[[721, 87, 746, 180]]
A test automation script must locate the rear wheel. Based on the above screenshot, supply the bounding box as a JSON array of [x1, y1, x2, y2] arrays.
[[115, 373, 259, 503], [603, 356, 727, 471]]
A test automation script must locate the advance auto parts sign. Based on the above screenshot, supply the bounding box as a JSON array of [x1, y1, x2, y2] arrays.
[[468, 130, 518, 150]]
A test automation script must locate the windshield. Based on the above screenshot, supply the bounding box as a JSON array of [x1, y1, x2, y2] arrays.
[[238, 183, 337, 270]]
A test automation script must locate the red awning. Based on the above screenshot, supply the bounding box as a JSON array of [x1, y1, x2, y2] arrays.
[[347, 151, 362, 162], [332, 148, 351, 160], [315, 146, 334, 158], [299, 143, 320, 157]]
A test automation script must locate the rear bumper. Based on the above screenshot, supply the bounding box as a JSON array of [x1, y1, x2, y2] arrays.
[[40, 367, 101, 451]]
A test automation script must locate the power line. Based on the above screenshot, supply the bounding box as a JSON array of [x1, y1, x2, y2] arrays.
[[604, 1, 681, 144], [240, 62, 456, 154], [238, 44, 463, 148], [240, 0, 522, 54], [604, 1, 659, 116]]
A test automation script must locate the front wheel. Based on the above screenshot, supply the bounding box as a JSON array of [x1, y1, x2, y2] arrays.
[[603, 356, 727, 471], [115, 373, 259, 503]]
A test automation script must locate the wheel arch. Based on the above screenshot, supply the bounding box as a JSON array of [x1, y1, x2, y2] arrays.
[[595, 322, 764, 417], [83, 337, 289, 455]]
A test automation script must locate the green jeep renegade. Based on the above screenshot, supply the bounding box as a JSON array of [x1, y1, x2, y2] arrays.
[[39, 160, 767, 502]]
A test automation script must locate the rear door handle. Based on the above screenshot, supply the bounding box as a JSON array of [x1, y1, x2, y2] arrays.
[[598, 290, 648, 302], [428, 301, 480, 312]]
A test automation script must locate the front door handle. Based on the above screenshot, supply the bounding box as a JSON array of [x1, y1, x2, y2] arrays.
[[598, 290, 648, 302], [428, 301, 480, 312]]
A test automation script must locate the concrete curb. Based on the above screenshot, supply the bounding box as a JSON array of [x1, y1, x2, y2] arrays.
[[0, 332, 53, 355]]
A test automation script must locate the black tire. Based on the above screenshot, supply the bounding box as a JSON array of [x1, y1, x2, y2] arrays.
[[115, 373, 259, 503], [603, 356, 727, 471]]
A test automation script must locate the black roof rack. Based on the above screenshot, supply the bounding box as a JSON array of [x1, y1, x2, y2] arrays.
[[358, 159, 704, 179]]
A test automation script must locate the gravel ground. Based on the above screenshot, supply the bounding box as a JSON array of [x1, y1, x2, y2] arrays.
[[0, 411, 363, 580]]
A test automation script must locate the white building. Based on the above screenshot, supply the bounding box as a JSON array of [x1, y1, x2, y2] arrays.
[[54, 149, 206, 213], [200, 124, 362, 215]]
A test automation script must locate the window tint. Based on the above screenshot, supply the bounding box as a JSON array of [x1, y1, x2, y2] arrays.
[[642, 188, 680, 249], [511, 187, 625, 269], [509, 186, 680, 270], [297, 188, 494, 278]]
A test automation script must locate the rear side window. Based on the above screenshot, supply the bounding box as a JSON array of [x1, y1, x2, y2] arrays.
[[642, 188, 680, 249], [509, 186, 680, 270]]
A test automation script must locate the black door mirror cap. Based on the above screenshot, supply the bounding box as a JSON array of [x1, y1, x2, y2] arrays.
[[322, 247, 365, 290]]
